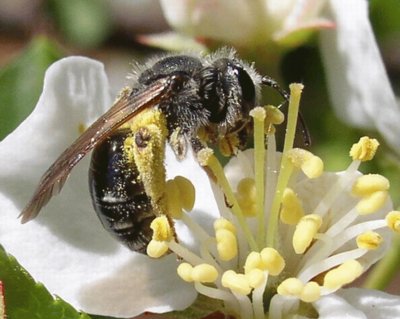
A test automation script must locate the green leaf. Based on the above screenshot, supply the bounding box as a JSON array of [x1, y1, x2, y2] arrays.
[[0, 37, 62, 140], [49, 0, 113, 48], [0, 244, 91, 319], [160, 295, 223, 319]]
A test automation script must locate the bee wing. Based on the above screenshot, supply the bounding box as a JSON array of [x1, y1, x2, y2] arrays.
[[20, 77, 173, 223]]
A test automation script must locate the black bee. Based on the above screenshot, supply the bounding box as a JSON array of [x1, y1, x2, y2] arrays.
[[20, 49, 289, 254]]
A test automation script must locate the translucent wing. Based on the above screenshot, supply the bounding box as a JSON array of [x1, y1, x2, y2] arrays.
[[21, 77, 173, 223]]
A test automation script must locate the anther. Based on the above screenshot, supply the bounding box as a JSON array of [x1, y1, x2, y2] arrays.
[[280, 188, 305, 225], [177, 263, 194, 282], [150, 216, 173, 241], [260, 247, 285, 276], [287, 149, 323, 178], [214, 219, 238, 261], [386, 211, 400, 233], [264, 105, 285, 125], [356, 191, 388, 215], [192, 264, 219, 283], [300, 282, 321, 303], [236, 178, 257, 217], [147, 240, 169, 258], [277, 277, 304, 297], [166, 179, 183, 219], [350, 137, 379, 161], [221, 270, 252, 295], [173, 176, 195, 211], [244, 251, 262, 274], [356, 231, 383, 250], [323, 260, 363, 290], [293, 214, 322, 254], [246, 268, 265, 288], [352, 174, 390, 197]]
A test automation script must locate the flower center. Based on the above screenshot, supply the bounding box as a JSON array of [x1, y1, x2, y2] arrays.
[[147, 84, 399, 319]]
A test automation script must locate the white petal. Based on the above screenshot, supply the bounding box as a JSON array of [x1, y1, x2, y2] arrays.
[[0, 57, 196, 317], [315, 288, 400, 319], [315, 293, 367, 318], [337, 288, 400, 319], [319, 0, 400, 154]]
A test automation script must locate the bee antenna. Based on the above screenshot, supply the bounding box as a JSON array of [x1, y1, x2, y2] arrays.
[[261, 75, 311, 147], [261, 75, 289, 102]]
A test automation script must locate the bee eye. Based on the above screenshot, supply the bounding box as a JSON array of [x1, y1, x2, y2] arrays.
[[236, 66, 256, 105], [169, 73, 188, 92]]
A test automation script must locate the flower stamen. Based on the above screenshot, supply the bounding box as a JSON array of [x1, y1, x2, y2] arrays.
[[250, 106, 266, 247], [356, 231, 383, 250], [292, 214, 322, 254], [323, 260, 363, 290], [287, 149, 323, 178], [386, 211, 400, 233], [280, 188, 305, 225], [350, 136, 379, 161], [266, 84, 303, 248], [197, 148, 258, 251]]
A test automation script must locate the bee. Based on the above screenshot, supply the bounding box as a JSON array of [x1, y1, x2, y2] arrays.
[[20, 49, 289, 254]]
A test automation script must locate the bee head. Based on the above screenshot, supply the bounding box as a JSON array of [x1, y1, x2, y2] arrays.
[[200, 58, 257, 127]]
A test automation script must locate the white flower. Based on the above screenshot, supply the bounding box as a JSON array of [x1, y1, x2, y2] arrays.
[[145, 85, 400, 318], [1, 56, 400, 319], [159, 0, 331, 47]]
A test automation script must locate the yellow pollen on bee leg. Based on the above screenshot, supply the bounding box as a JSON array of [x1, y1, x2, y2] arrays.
[[323, 260, 363, 290], [277, 277, 304, 297], [221, 270, 252, 295], [386, 211, 400, 233], [350, 136, 380, 161], [280, 188, 305, 225], [293, 214, 322, 254], [356, 231, 383, 250], [287, 149, 324, 179]]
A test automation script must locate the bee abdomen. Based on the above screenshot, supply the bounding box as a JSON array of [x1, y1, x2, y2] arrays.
[[89, 129, 155, 253]]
